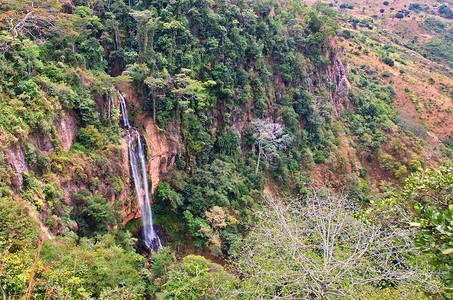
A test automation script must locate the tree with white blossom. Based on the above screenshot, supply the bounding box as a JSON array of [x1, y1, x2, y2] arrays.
[[252, 119, 292, 175]]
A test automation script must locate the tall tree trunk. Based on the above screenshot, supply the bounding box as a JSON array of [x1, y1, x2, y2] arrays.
[[255, 141, 262, 175], [153, 95, 156, 123]]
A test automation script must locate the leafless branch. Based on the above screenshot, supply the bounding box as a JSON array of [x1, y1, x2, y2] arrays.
[[231, 190, 444, 299]]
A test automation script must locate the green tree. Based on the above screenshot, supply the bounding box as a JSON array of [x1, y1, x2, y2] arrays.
[[172, 69, 214, 114], [365, 167, 453, 291], [400, 167, 453, 290], [130, 10, 160, 63], [0, 195, 41, 252], [157, 255, 236, 299], [124, 63, 150, 94], [39, 234, 145, 298], [73, 189, 123, 237], [144, 73, 170, 122]]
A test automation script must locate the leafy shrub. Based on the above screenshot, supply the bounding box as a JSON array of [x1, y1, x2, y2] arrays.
[[314, 151, 326, 164], [379, 151, 395, 170], [24, 143, 37, 165], [382, 57, 395, 66], [37, 154, 51, 175], [15, 80, 39, 98], [340, 29, 353, 39], [157, 255, 236, 298], [424, 17, 446, 33], [409, 3, 425, 12], [154, 182, 182, 214], [0, 196, 41, 252], [439, 4, 453, 19], [183, 210, 212, 249], [74, 93, 100, 126], [77, 125, 104, 149], [72, 190, 123, 237], [409, 159, 422, 172], [281, 106, 298, 131], [394, 165, 408, 179], [340, 3, 354, 9], [40, 234, 145, 298], [384, 44, 396, 53]]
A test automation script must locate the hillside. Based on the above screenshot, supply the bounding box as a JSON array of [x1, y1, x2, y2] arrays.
[[0, 0, 452, 298]]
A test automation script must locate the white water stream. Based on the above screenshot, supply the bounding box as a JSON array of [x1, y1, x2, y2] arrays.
[[119, 91, 162, 250]]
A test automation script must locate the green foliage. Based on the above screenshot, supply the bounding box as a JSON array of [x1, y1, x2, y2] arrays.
[[151, 247, 174, 279], [424, 17, 446, 34], [38, 234, 146, 298], [379, 151, 395, 170], [382, 56, 395, 66], [439, 5, 453, 19], [0, 196, 41, 252], [216, 129, 239, 157], [394, 164, 408, 180], [340, 29, 353, 39], [77, 125, 104, 149], [154, 182, 182, 214], [400, 168, 453, 290], [281, 106, 298, 131], [340, 3, 354, 9], [156, 255, 236, 299], [72, 189, 123, 237], [124, 63, 150, 90], [74, 91, 100, 126], [314, 150, 326, 163], [184, 159, 244, 215], [183, 210, 212, 249], [409, 3, 422, 12], [366, 167, 453, 291]]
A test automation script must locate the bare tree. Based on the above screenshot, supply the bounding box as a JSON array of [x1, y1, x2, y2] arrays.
[[231, 190, 444, 299], [251, 119, 291, 175], [0, 0, 71, 55]]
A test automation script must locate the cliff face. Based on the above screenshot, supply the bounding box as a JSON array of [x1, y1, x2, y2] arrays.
[[56, 112, 77, 152], [327, 47, 350, 106], [119, 115, 180, 224], [114, 89, 181, 224], [143, 117, 180, 193]]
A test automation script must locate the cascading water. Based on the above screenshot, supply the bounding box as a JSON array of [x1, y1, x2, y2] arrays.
[[119, 91, 162, 251]]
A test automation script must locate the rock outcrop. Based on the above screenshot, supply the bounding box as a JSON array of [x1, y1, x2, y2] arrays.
[[7, 146, 28, 189], [57, 111, 77, 152], [328, 47, 350, 105], [144, 117, 180, 194]]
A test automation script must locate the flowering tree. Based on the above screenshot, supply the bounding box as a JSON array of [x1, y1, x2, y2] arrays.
[[251, 119, 292, 175]]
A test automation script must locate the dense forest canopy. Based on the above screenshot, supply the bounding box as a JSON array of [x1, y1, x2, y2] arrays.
[[1, 0, 453, 298]]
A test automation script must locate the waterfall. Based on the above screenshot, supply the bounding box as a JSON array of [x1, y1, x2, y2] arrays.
[[118, 91, 162, 251], [119, 92, 131, 129]]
